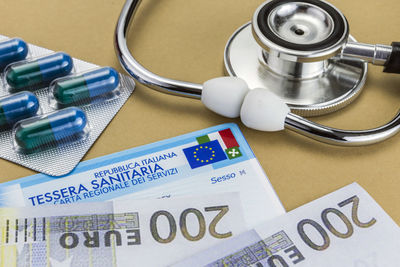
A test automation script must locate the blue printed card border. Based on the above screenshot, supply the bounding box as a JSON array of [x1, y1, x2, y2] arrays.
[[0, 123, 255, 188]]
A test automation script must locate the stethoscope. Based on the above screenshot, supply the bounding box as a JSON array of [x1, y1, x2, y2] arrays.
[[115, 0, 400, 146]]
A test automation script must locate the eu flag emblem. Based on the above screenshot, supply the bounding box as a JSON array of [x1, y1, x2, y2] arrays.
[[183, 140, 227, 169]]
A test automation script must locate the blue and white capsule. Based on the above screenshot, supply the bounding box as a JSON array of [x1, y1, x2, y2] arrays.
[[6, 52, 73, 90], [0, 92, 39, 128], [53, 67, 120, 105], [14, 107, 88, 152], [0, 38, 28, 70]]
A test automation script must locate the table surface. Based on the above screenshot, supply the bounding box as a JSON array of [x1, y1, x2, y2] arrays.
[[0, 0, 399, 223]]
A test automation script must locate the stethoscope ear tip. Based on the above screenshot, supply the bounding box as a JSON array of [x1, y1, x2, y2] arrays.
[[201, 77, 249, 118], [240, 88, 290, 132], [201, 77, 289, 132]]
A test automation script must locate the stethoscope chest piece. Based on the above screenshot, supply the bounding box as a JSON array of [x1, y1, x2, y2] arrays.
[[224, 0, 368, 116]]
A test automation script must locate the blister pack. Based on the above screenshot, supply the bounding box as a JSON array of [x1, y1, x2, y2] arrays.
[[0, 36, 135, 176]]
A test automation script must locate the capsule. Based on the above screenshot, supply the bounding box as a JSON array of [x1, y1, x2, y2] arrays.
[[0, 92, 39, 129], [53, 67, 120, 105], [15, 107, 87, 152], [0, 38, 28, 70], [6, 52, 73, 90]]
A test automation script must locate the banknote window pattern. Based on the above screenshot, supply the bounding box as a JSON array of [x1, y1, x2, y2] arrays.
[[0, 212, 140, 245], [206, 231, 293, 267]]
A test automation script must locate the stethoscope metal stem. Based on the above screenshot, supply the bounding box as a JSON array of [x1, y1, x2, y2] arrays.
[[341, 42, 393, 66], [285, 112, 400, 146], [114, 0, 202, 99]]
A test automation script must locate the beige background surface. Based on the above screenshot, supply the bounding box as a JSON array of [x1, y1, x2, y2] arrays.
[[0, 0, 399, 222]]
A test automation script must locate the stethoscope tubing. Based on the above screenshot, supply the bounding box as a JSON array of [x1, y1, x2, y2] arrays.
[[114, 0, 202, 99], [285, 113, 400, 146]]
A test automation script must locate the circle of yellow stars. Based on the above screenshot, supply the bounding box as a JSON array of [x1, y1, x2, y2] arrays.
[[193, 145, 216, 163]]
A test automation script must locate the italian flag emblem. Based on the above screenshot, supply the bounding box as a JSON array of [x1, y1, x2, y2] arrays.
[[196, 128, 242, 160]]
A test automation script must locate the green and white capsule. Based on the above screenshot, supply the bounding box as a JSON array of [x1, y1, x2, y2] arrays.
[[53, 67, 119, 105], [14, 107, 88, 152]]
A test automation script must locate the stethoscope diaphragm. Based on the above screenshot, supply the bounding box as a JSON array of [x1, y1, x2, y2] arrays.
[[225, 0, 364, 116]]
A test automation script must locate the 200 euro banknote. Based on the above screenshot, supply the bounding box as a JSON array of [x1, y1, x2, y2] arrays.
[[0, 193, 246, 267]]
